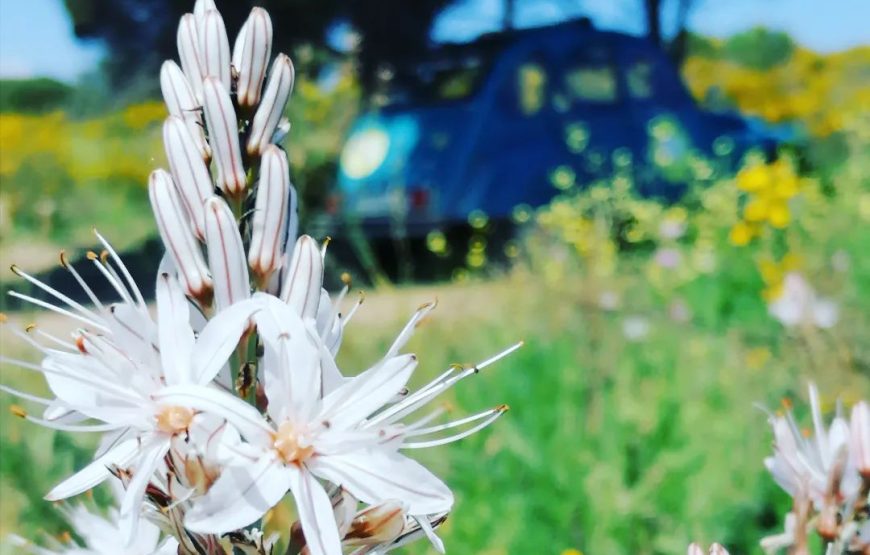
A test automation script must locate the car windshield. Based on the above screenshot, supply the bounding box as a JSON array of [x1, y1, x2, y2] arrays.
[[379, 54, 492, 106]]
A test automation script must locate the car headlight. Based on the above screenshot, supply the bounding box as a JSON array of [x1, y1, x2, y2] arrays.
[[340, 127, 390, 180]]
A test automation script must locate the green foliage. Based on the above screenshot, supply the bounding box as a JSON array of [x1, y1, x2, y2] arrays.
[[0, 78, 73, 113], [723, 27, 795, 70]]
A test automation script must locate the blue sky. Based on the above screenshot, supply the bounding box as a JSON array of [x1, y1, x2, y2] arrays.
[[1, 0, 868, 83]]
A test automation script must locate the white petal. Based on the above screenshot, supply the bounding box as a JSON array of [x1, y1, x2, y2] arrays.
[[45, 438, 140, 500], [321, 354, 417, 430], [119, 439, 170, 544], [288, 466, 342, 555], [198, 9, 231, 90], [190, 297, 261, 384], [154, 384, 273, 446], [202, 76, 246, 196], [247, 53, 294, 156], [280, 235, 323, 320], [155, 273, 195, 385], [204, 196, 251, 312], [234, 7, 272, 107], [254, 295, 321, 422], [248, 145, 291, 279], [185, 454, 291, 534], [163, 116, 213, 237], [309, 449, 453, 515]]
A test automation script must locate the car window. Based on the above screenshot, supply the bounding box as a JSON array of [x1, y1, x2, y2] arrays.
[[626, 60, 653, 99], [562, 45, 618, 104], [516, 61, 548, 115]]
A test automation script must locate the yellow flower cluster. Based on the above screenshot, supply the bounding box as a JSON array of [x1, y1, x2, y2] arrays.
[[682, 47, 870, 136], [729, 159, 800, 246], [758, 253, 802, 301]]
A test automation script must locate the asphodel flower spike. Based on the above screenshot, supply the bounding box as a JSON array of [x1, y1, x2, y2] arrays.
[[247, 53, 294, 156], [160, 61, 210, 161], [177, 13, 205, 103], [233, 7, 272, 108], [204, 196, 251, 312], [148, 169, 213, 301], [202, 76, 246, 196], [280, 234, 323, 320], [162, 116, 213, 238], [248, 145, 292, 282], [198, 9, 231, 91]]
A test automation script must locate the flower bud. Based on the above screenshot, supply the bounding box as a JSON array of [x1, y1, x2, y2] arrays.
[[248, 145, 291, 280], [149, 169, 212, 300], [280, 235, 322, 320], [852, 400, 870, 478], [687, 544, 704, 555], [177, 13, 205, 103], [204, 196, 250, 311], [708, 544, 729, 555], [163, 116, 213, 238], [160, 60, 210, 161], [199, 10, 231, 91], [193, 0, 217, 23], [202, 77, 247, 196], [344, 500, 406, 547], [247, 54, 294, 156], [233, 8, 272, 108], [272, 117, 291, 145]]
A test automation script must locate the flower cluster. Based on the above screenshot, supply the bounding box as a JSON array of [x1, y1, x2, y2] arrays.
[[729, 159, 801, 246], [2, 2, 517, 553], [761, 385, 869, 553]]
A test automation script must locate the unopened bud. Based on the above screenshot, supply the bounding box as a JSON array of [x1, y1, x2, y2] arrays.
[[163, 116, 213, 238], [149, 169, 212, 299], [816, 503, 839, 541], [177, 14, 205, 102], [687, 544, 704, 555], [249, 146, 291, 280], [233, 8, 272, 108], [193, 0, 217, 23], [708, 544, 729, 555], [199, 10, 231, 91], [344, 500, 406, 547], [852, 401, 870, 478], [247, 54, 294, 156], [202, 77, 246, 196], [204, 197, 250, 312], [272, 117, 291, 145], [160, 61, 210, 161], [280, 235, 323, 320]]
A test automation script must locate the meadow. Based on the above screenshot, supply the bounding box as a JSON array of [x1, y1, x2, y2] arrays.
[[1, 35, 869, 555]]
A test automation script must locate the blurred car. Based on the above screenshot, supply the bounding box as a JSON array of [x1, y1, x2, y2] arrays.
[[319, 18, 783, 245]]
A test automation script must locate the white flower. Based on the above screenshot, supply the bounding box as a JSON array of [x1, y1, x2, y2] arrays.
[[622, 315, 650, 341], [768, 272, 838, 329], [764, 384, 862, 510]]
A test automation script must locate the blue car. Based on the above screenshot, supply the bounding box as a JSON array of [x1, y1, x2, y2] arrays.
[[323, 19, 781, 242]]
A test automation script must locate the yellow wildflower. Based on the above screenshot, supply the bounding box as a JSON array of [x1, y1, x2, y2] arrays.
[[736, 164, 769, 193], [729, 221, 754, 246], [768, 202, 791, 228]]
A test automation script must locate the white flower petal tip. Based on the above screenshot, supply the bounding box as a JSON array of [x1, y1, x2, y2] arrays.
[[202, 76, 247, 197], [343, 500, 407, 547], [149, 169, 213, 300], [234, 7, 273, 108], [247, 53, 294, 156], [852, 400, 870, 478], [177, 13, 205, 103], [163, 116, 213, 238], [687, 543, 705, 555], [204, 196, 251, 312], [198, 9, 231, 91], [159, 61, 210, 161], [709, 544, 730, 555], [280, 235, 323, 319], [193, 0, 217, 21], [249, 145, 292, 280]]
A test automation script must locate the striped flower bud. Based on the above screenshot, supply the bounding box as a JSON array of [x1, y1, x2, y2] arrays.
[[199, 9, 231, 91], [272, 117, 291, 145], [201, 76, 246, 196], [344, 500, 406, 547], [149, 169, 212, 300], [160, 61, 210, 161], [852, 400, 870, 478], [280, 235, 322, 320], [163, 116, 214, 238], [249, 146, 291, 280], [204, 196, 250, 312], [193, 0, 217, 23], [233, 8, 272, 108], [247, 53, 294, 156], [177, 13, 205, 102]]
